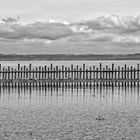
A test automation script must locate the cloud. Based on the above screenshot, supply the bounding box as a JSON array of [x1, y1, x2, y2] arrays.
[[70, 15, 140, 32], [0, 19, 73, 41], [2, 17, 20, 23], [1, 15, 140, 42], [0, 15, 140, 54], [68, 15, 140, 46]]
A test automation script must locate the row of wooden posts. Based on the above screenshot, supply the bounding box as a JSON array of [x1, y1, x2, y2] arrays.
[[0, 63, 140, 87], [0, 63, 140, 80]]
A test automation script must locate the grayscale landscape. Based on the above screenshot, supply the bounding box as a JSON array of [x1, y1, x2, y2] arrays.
[[0, 0, 140, 139]]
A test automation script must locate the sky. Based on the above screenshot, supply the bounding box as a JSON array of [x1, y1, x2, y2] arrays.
[[0, 0, 140, 54], [0, 0, 140, 22]]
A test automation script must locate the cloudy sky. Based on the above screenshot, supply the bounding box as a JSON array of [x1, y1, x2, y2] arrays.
[[0, 0, 140, 54]]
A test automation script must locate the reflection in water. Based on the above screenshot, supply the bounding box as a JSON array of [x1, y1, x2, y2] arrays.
[[0, 85, 140, 107]]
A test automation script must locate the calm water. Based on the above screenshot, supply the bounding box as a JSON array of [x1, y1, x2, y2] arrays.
[[0, 60, 140, 68], [0, 86, 140, 108], [0, 61, 140, 140]]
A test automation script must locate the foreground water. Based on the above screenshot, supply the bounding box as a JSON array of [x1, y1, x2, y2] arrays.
[[0, 86, 140, 140], [0, 61, 140, 140]]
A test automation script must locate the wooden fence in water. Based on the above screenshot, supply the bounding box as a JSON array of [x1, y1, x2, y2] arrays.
[[0, 63, 140, 87]]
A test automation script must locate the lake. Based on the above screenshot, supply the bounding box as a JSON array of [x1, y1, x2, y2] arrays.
[[0, 60, 140, 68], [0, 61, 140, 140]]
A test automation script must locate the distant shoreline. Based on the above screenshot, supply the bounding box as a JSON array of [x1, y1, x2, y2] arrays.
[[0, 60, 140, 61], [0, 54, 140, 61]]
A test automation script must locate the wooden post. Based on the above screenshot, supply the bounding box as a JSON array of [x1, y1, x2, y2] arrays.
[[39, 66, 41, 79], [0, 64, 1, 79], [59, 68, 61, 79], [17, 65, 20, 80], [53, 67, 56, 79], [32, 68, 34, 79], [50, 64, 53, 79], [124, 65, 127, 80], [114, 68, 117, 79], [5, 69, 7, 80], [21, 66, 23, 79], [130, 66, 133, 86], [44, 65, 47, 79], [76, 65, 79, 79], [106, 66, 108, 79], [79, 68, 82, 79], [23, 66, 26, 79], [83, 64, 85, 79], [68, 67, 70, 79], [35, 67, 38, 79], [42, 67, 44, 79], [127, 67, 129, 79], [71, 65, 73, 79], [93, 66, 95, 80], [11, 68, 13, 80], [47, 67, 49, 79], [14, 68, 17, 80], [134, 68, 136, 86], [137, 64, 139, 85], [100, 63, 102, 79], [114, 68, 117, 86], [130, 66, 133, 80], [86, 68, 88, 79], [29, 64, 31, 79], [26, 68, 28, 79], [56, 66, 58, 79], [65, 67, 67, 79], [96, 68, 98, 79], [74, 68, 76, 79], [137, 64, 139, 79], [112, 63, 114, 79], [118, 66, 120, 80], [103, 67, 105, 79], [18, 64, 20, 78], [90, 67, 92, 79], [108, 68, 111, 79], [121, 67, 123, 79], [134, 68, 136, 79], [8, 66, 10, 80], [62, 65, 64, 79]]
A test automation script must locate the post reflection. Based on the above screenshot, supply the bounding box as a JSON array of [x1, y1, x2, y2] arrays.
[[0, 85, 139, 107]]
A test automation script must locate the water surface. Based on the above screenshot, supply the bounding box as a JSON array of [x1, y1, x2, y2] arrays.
[[0, 60, 139, 68], [0, 61, 140, 140], [0, 86, 140, 140]]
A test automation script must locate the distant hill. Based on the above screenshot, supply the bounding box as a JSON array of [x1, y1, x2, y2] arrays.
[[0, 54, 140, 61]]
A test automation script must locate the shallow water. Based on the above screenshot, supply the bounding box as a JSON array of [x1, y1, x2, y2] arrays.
[[0, 86, 140, 140], [0, 61, 140, 140]]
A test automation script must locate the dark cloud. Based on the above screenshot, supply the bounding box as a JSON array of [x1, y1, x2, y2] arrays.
[[2, 17, 20, 23], [0, 15, 140, 55], [0, 21, 73, 40], [70, 15, 140, 33], [69, 15, 140, 44]]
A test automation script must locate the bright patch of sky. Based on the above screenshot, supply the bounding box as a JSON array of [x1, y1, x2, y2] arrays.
[[0, 0, 140, 22]]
